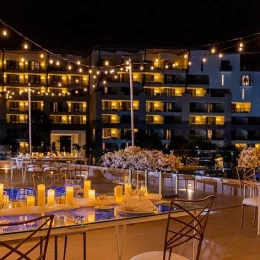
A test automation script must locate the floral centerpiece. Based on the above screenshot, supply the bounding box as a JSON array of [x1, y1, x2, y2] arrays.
[[237, 147, 260, 168], [98, 146, 176, 171]]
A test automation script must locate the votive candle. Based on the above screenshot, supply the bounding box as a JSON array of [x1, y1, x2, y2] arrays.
[[114, 186, 123, 203], [47, 189, 55, 206], [84, 180, 91, 198], [0, 183, 4, 196], [66, 186, 74, 206], [88, 213, 95, 222], [88, 189, 95, 200], [26, 195, 35, 207], [37, 184, 46, 207]]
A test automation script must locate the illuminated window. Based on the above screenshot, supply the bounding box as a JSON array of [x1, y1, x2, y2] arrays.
[[241, 75, 251, 86]]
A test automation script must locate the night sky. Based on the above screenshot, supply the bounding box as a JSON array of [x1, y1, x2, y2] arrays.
[[0, 0, 260, 54]]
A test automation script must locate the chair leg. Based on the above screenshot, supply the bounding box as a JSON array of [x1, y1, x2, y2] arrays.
[[253, 207, 257, 227], [240, 204, 245, 229]]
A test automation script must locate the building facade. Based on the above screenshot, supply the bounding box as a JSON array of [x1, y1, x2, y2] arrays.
[[1, 46, 260, 152], [0, 50, 89, 153]]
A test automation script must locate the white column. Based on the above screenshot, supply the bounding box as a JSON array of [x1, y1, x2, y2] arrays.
[[129, 58, 134, 146], [28, 83, 32, 155]]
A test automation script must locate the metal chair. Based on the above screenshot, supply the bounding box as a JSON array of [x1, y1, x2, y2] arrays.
[[236, 167, 258, 228], [130, 195, 215, 260], [0, 214, 54, 260], [178, 157, 200, 191]]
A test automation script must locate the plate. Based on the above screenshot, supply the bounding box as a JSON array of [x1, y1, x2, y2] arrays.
[[94, 205, 114, 210]]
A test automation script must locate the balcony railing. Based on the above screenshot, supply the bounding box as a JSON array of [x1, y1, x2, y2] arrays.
[[232, 108, 250, 113]]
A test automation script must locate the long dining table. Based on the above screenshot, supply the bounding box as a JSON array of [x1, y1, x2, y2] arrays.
[[0, 197, 202, 260]]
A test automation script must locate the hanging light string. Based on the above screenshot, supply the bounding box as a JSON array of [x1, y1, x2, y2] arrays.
[[200, 31, 260, 48], [219, 35, 260, 52], [0, 19, 137, 70], [2, 18, 260, 71]]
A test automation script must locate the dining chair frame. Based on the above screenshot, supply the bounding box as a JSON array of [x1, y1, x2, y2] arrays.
[[0, 214, 54, 260], [163, 195, 214, 260], [130, 195, 214, 260], [186, 157, 200, 166], [32, 171, 67, 191], [236, 167, 258, 228]]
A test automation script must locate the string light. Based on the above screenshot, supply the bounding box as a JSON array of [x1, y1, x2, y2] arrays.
[[1, 17, 260, 78]]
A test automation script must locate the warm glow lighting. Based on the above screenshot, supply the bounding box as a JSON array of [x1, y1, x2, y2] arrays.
[[89, 69, 92, 73], [105, 61, 109, 66], [24, 43, 28, 49], [188, 61, 192, 65], [184, 54, 188, 58], [56, 61, 60, 66], [68, 65, 72, 70], [66, 186, 73, 206], [219, 53, 223, 58], [2, 30, 7, 36], [77, 61, 81, 65], [202, 58, 206, 62], [26, 195, 35, 207], [88, 190, 96, 200], [49, 59, 53, 64], [37, 184, 45, 207], [40, 54, 44, 58], [211, 47, 216, 54], [79, 68, 83, 72], [84, 180, 91, 198], [47, 189, 55, 206]]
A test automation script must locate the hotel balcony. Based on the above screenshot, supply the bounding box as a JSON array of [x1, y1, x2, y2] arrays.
[[232, 108, 250, 113]]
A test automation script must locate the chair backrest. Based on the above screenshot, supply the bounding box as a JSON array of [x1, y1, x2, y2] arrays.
[[16, 157, 23, 169], [163, 195, 214, 260], [0, 214, 54, 260], [236, 167, 256, 199], [186, 157, 200, 166]]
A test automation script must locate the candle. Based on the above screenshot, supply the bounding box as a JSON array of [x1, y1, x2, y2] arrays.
[[88, 213, 95, 222], [88, 189, 95, 200], [26, 195, 35, 207], [3, 194, 9, 208], [124, 183, 132, 196], [114, 186, 123, 203], [37, 184, 46, 207], [0, 183, 4, 196], [47, 189, 55, 206], [66, 186, 74, 206], [84, 180, 91, 198]]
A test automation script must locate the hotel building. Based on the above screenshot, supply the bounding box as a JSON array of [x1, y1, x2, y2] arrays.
[[0, 46, 259, 152]]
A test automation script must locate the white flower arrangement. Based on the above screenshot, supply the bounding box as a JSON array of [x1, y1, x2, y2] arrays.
[[98, 146, 176, 171], [237, 147, 260, 168]]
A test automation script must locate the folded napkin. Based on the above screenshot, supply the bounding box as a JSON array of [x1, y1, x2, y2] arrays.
[[119, 198, 155, 213], [144, 193, 162, 202]]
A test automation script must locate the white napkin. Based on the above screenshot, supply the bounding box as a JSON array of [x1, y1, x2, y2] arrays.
[[119, 198, 154, 212], [73, 197, 97, 207], [144, 193, 162, 202]]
